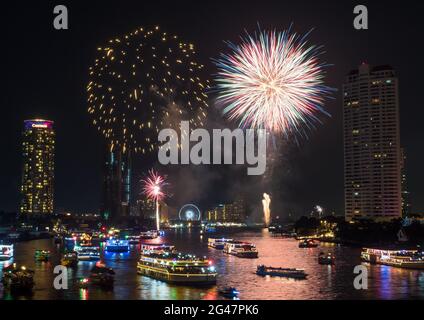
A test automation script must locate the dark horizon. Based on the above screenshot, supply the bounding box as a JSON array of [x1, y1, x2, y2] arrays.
[[1, 0, 423, 217]]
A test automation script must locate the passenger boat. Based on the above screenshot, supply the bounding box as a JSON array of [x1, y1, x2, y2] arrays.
[[318, 252, 334, 265], [127, 235, 141, 245], [34, 249, 50, 262], [298, 239, 319, 248], [223, 241, 258, 258], [74, 244, 100, 261], [140, 230, 159, 239], [0, 244, 14, 261], [1, 264, 35, 292], [90, 263, 115, 287], [361, 248, 424, 269], [137, 251, 217, 285], [61, 252, 78, 267], [141, 244, 176, 254], [208, 238, 233, 250], [105, 239, 130, 253], [256, 265, 307, 279]]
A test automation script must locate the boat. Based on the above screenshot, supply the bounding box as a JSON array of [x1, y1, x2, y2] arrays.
[[34, 249, 50, 262], [137, 251, 217, 285], [361, 248, 424, 269], [0, 244, 14, 261], [78, 277, 90, 288], [90, 263, 115, 287], [61, 252, 78, 267], [141, 244, 176, 255], [7, 232, 21, 241], [298, 239, 319, 248], [127, 235, 141, 245], [1, 263, 35, 292], [318, 252, 334, 265], [91, 232, 106, 243], [219, 287, 240, 299], [223, 241, 258, 258], [208, 238, 233, 250], [139, 230, 159, 240], [105, 239, 130, 253], [256, 265, 307, 279], [74, 244, 100, 261], [205, 226, 217, 233]]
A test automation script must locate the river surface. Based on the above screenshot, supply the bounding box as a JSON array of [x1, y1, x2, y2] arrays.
[[1, 229, 424, 300]]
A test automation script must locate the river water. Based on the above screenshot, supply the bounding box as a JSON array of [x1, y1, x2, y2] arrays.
[[1, 229, 424, 300]]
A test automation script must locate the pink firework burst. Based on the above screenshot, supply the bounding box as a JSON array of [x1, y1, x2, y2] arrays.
[[142, 169, 167, 201]]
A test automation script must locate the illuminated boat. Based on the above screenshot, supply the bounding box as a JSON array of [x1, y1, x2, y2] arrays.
[[127, 235, 141, 245], [141, 244, 176, 255], [256, 265, 307, 279], [208, 238, 233, 250], [140, 230, 159, 239], [298, 239, 319, 248], [137, 251, 217, 285], [105, 239, 130, 253], [1, 263, 35, 292], [74, 244, 100, 261], [34, 249, 50, 262], [223, 241, 258, 258], [0, 244, 14, 261], [361, 248, 424, 269], [318, 252, 335, 265], [61, 252, 78, 267]]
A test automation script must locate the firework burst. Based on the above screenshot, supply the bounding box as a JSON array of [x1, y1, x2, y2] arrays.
[[214, 28, 333, 136], [142, 169, 167, 231], [87, 26, 209, 154], [142, 169, 167, 201]]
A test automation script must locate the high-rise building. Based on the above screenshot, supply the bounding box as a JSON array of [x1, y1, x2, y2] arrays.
[[20, 119, 55, 216], [206, 198, 246, 223], [343, 63, 402, 221], [101, 148, 131, 222]]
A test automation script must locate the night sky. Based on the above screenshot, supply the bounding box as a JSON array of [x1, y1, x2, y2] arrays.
[[1, 0, 423, 217]]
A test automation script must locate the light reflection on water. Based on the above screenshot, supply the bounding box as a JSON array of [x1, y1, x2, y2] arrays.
[[1, 229, 423, 300]]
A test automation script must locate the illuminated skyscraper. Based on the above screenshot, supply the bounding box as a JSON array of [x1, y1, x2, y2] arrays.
[[343, 64, 402, 221], [20, 119, 55, 216]]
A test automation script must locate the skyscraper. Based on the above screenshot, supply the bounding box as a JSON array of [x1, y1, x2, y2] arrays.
[[343, 64, 402, 221], [100, 148, 131, 222], [20, 119, 55, 216]]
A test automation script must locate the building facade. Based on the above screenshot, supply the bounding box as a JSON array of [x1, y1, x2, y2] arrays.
[[343, 64, 402, 221], [101, 148, 131, 222], [20, 119, 55, 216], [206, 198, 246, 223]]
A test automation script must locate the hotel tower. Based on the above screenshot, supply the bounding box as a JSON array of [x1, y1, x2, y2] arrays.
[[20, 119, 55, 216], [343, 64, 402, 221]]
